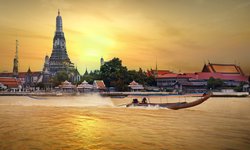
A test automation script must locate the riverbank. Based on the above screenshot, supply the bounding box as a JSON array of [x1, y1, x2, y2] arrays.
[[212, 91, 249, 97], [0, 91, 249, 97], [0, 91, 204, 97], [0, 92, 72, 96]]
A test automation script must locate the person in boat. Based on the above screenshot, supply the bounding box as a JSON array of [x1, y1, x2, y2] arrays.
[[132, 98, 139, 104], [141, 97, 148, 104], [202, 92, 207, 96]]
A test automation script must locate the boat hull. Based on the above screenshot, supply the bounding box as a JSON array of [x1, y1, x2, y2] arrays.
[[126, 94, 211, 110]]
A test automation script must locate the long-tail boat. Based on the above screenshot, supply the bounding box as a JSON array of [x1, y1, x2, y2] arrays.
[[126, 93, 212, 110]]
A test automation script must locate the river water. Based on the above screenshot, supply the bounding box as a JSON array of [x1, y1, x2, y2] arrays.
[[0, 95, 249, 150]]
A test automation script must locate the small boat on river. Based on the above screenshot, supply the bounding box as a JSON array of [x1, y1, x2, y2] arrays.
[[126, 93, 212, 110]]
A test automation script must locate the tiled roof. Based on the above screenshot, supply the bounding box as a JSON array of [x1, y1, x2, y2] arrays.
[[157, 73, 178, 78], [59, 80, 75, 88], [18, 73, 26, 78], [157, 72, 249, 82], [155, 63, 248, 82], [0, 71, 41, 78], [0, 73, 12, 77], [0, 77, 21, 88], [157, 70, 173, 75], [128, 80, 144, 90], [147, 70, 172, 77], [203, 63, 244, 75], [211, 65, 238, 73], [93, 80, 106, 89], [77, 81, 93, 89], [129, 80, 139, 85]]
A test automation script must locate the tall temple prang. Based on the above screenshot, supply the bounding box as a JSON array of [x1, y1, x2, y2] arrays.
[[13, 40, 19, 77], [45, 10, 80, 84], [48, 9, 75, 75]]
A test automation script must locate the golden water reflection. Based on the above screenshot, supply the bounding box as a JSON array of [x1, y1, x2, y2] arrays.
[[0, 96, 250, 149], [71, 115, 104, 148]]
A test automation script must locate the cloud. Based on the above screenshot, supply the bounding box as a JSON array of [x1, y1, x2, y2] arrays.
[[0, 26, 50, 40]]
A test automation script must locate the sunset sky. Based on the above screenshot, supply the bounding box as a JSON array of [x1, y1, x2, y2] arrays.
[[0, 0, 250, 74]]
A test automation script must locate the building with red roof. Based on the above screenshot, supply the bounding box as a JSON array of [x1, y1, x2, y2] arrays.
[[147, 69, 173, 77], [0, 69, 42, 89], [0, 77, 22, 91], [153, 63, 249, 93], [93, 80, 106, 91], [202, 63, 245, 75]]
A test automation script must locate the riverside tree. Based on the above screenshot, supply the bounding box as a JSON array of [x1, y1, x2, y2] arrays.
[[100, 58, 129, 91], [82, 70, 101, 84], [52, 71, 69, 86], [100, 57, 156, 91], [207, 77, 224, 90]]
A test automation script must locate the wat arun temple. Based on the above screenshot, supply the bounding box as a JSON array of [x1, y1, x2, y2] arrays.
[[48, 10, 75, 74], [42, 10, 80, 84], [0, 10, 80, 89]]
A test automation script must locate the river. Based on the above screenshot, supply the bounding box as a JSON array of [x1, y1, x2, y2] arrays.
[[0, 95, 249, 150]]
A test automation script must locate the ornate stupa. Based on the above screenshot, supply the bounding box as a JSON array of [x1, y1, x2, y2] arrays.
[[48, 10, 75, 75]]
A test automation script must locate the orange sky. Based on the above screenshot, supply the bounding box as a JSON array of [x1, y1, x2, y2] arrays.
[[0, 0, 250, 74]]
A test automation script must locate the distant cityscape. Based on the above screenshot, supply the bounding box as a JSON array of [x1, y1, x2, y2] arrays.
[[0, 10, 249, 94]]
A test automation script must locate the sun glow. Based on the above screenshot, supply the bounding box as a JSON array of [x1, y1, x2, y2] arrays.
[[84, 34, 115, 55], [75, 32, 116, 59], [66, 28, 118, 69]]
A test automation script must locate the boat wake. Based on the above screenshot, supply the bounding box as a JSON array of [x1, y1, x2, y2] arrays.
[[125, 105, 167, 110], [0, 94, 113, 107], [117, 103, 169, 110]]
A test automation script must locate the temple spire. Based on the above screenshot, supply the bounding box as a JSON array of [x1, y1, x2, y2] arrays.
[[13, 40, 19, 77], [154, 57, 158, 77], [155, 57, 158, 71], [15, 40, 18, 60], [49, 10, 73, 75], [84, 67, 89, 75], [56, 10, 63, 32]]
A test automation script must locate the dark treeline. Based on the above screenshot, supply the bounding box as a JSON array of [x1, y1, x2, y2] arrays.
[[45, 57, 156, 91], [82, 57, 156, 91]]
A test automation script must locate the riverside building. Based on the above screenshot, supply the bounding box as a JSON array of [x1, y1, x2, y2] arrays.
[[148, 63, 249, 93]]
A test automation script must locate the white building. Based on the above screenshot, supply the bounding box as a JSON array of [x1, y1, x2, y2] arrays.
[[128, 80, 144, 92], [77, 80, 93, 92]]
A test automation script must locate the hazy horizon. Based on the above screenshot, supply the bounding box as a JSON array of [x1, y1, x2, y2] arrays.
[[0, 0, 250, 74]]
